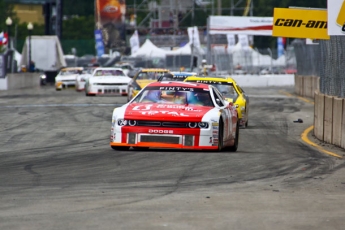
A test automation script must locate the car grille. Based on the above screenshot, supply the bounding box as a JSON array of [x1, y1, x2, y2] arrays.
[[140, 135, 180, 144], [94, 83, 127, 86], [136, 121, 188, 128]]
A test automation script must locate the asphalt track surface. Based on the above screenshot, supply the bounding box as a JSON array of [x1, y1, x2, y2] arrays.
[[1, 86, 345, 230]]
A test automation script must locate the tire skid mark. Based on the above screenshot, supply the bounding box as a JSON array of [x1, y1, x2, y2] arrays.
[[24, 164, 41, 187]]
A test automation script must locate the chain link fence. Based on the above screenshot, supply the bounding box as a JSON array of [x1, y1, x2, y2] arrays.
[[293, 37, 345, 98]]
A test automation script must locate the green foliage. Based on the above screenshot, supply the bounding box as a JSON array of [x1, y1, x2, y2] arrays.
[[0, 0, 17, 32], [62, 16, 95, 39], [63, 0, 95, 16]]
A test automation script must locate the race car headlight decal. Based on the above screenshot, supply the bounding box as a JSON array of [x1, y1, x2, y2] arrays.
[[117, 119, 127, 126], [128, 120, 137, 126], [198, 122, 209, 129], [188, 122, 198, 128]]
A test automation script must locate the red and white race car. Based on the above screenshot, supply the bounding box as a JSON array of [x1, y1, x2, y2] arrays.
[[110, 81, 239, 151]]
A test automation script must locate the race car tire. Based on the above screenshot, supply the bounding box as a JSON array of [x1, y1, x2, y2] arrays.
[[111, 146, 130, 151], [227, 121, 239, 152], [56, 88, 61, 91], [217, 119, 224, 151]]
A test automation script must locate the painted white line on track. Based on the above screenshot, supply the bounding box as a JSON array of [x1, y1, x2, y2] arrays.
[[0, 104, 125, 108]]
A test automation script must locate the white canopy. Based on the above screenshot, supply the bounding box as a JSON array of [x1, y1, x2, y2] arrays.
[[130, 39, 167, 58], [165, 42, 205, 56]]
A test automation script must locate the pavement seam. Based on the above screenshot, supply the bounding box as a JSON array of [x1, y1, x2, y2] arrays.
[[280, 90, 342, 159]]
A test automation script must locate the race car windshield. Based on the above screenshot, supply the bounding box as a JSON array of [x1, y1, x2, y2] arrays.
[[213, 84, 238, 99], [132, 87, 214, 107], [59, 69, 81, 75], [137, 72, 166, 80], [94, 70, 125, 77]]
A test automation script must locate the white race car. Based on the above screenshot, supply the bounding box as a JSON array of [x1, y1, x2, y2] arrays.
[[85, 67, 131, 96], [75, 68, 95, 92], [55, 67, 83, 90]]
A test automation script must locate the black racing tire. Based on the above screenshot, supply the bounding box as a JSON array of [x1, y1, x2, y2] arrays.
[[217, 119, 224, 151], [228, 121, 239, 152], [111, 146, 130, 151], [245, 120, 248, 127]]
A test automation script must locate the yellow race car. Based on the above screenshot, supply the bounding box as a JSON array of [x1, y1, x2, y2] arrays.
[[127, 68, 170, 102], [184, 76, 249, 127]]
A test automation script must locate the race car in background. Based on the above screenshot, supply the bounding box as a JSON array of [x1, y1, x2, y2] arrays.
[[110, 81, 239, 151], [85, 67, 131, 96], [75, 67, 96, 91], [127, 68, 170, 102], [184, 76, 249, 127], [55, 67, 83, 90], [157, 71, 198, 82], [114, 62, 134, 76]]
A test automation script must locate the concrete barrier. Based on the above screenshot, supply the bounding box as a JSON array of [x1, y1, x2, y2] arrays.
[[314, 91, 324, 140], [1, 73, 41, 90], [332, 97, 343, 147], [323, 95, 333, 144], [231, 74, 295, 87], [294, 75, 320, 98]]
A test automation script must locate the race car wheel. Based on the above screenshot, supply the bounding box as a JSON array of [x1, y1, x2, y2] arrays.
[[217, 119, 224, 151], [111, 146, 130, 151], [228, 121, 239, 152]]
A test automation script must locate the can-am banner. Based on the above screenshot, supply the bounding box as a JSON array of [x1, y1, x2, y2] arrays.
[[273, 8, 329, 39], [209, 16, 273, 36], [327, 0, 345, 35], [95, 0, 126, 49]]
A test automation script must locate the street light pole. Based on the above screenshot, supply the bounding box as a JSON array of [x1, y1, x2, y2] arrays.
[[6, 17, 12, 49], [27, 22, 34, 72]]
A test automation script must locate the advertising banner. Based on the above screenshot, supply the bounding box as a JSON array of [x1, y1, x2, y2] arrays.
[[226, 34, 236, 48], [328, 0, 345, 35], [209, 16, 273, 36], [277, 37, 284, 58], [94, 30, 105, 57], [273, 8, 329, 39], [95, 0, 126, 49]]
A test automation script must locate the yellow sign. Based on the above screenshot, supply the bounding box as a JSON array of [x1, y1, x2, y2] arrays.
[[337, 0, 345, 27], [273, 8, 330, 40]]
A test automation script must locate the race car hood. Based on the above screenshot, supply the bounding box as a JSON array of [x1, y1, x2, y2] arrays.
[[136, 79, 156, 89], [89, 76, 131, 84], [123, 103, 214, 121], [55, 74, 78, 81]]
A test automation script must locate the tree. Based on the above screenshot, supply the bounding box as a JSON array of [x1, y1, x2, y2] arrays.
[[0, 0, 16, 33]]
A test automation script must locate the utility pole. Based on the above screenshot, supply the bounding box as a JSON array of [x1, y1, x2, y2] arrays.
[[217, 0, 221, 15]]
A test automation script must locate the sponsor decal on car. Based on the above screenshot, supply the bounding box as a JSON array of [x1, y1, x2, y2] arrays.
[[212, 126, 219, 130], [212, 122, 219, 126], [159, 86, 195, 91], [140, 111, 189, 116], [148, 129, 174, 134]]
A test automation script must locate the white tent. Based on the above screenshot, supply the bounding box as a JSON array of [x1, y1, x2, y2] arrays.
[[165, 42, 205, 56], [130, 39, 167, 58]]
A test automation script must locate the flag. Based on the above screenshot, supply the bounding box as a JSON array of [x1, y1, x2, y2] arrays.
[[94, 30, 105, 57], [0, 32, 8, 45], [129, 30, 140, 55], [188, 27, 201, 48]]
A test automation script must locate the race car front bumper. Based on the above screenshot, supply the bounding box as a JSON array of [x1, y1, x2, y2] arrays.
[[110, 126, 219, 150], [87, 85, 128, 96], [56, 81, 76, 90]]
